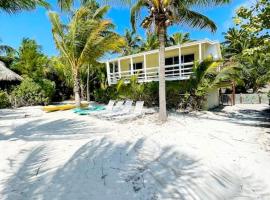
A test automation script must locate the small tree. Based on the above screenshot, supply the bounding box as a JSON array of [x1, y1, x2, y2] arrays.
[[12, 38, 49, 80], [49, 3, 125, 106], [223, 0, 270, 91]]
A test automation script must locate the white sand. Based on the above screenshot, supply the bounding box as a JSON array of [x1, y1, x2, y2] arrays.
[[0, 104, 269, 200]]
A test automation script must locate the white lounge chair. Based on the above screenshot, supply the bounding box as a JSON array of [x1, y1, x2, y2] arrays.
[[90, 100, 115, 116], [112, 101, 144, 121], [94, 100, 124, 117], [101, 100, 133, 118]]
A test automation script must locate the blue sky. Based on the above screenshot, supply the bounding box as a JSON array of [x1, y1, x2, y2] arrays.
[[0, 0, 248, 57]]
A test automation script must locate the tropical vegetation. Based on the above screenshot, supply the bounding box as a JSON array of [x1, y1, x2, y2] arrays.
[[0, 0, 269, 115], [49, 1, 125, 106], [130, 0, 230, 121], [222, 0, 270, 92]]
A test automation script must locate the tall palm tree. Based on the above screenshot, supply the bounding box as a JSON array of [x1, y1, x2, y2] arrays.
[[131, 0, 230, 121], [122, 29, 142, 56], [169, 32, 191, 45], [49, 4, 125, 106], [141, 32, 159, 51], [0, 0, 49, 13]]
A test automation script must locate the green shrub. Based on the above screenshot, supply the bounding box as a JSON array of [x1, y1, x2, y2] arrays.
[[93, 77, 207, 110], [10, 78, 55, 107], [94, 86, 117, 103], [37, 78, 56, 100], [141, 82, 159, 107], [0, 90, 10, 108]]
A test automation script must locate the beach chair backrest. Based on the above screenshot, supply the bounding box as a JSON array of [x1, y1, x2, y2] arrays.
[[134, 101, 144, 114], [113, 100, 124, 110], [106, 100, 115, 110], [124, 100, 133, 107]]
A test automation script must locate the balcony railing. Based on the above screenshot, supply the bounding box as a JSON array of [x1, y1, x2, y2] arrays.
[[108, 62, 194, 85]]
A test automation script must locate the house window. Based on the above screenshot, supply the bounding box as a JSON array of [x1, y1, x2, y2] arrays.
[[165, 56, 179, 75], [181, 54, 194, 63], [165, 56, 179, 66], [109, 63, 114, 73], [109, 62, 118, 73], [133, 62, 143, 71], [130, 62, 143, 72], [165, 54, 194, 75], [165, 57, 173, 65]]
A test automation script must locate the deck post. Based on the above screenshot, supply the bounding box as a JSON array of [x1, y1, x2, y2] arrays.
[[143, 54, 147, 81], [118, 59, 121, 79], [106, 61, 111, 85], [113, 62, 115, 82], [232, 81, 236, 106], [199, 43, 202, 62], [130, 57, 134, 75], [178, 46, 181, 78]]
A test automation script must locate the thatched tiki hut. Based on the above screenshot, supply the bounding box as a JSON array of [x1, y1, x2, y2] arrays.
[[0, 60, 22, 89]]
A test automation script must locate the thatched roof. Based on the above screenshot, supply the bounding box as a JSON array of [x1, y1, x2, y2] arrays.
[[0, 61, 22, 81]]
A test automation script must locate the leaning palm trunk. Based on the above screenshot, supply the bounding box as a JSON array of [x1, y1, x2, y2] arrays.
[[158, 25, 167, 121], [73, 70, 81, 107]]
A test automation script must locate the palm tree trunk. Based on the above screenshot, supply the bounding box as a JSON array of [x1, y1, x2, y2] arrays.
[[158, 25, 167, 122], [73, 69, 81, 107], [87, 65, 90, 102]]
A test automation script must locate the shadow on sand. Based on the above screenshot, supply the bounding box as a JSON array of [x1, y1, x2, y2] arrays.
[[173, 106, 270, 129], [2, 137, 270, 200], [0, 118, 112, 141]]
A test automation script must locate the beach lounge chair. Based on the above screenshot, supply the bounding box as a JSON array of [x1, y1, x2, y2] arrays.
[[96, 100, 125, 117], [101, 100, 133, 118], [90, 100, 116, 116], [91, 100, 125, 116], [112, 101, 144, 121]]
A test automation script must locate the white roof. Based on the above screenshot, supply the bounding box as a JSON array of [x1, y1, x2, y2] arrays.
[[103, 39, 219, 63]]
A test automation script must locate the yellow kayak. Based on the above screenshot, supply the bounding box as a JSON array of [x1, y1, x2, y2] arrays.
[[43, 103, 89, 112]]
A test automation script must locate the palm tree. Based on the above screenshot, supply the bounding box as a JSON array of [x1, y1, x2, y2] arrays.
[[122, 29, 142, 56], [169, 32, 191, 46], [0, 39, 15, 55], [222, 28, 251, 59], [0, 0, 49, 13], [49, 4, 125, 106], [141, 32, 159, 51], [131, 0, 230, 121]]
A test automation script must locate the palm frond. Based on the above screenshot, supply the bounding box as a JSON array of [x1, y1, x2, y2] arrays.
[[130, 0, 148, 32], [58, 0, 73, 11], [183, 0, 230, 7], [175, 8, 217, 32], [49, 12, 74, 68], [92, 5, 110, 19], [0, 0, 50, 13], [0, 45, 15, 54]]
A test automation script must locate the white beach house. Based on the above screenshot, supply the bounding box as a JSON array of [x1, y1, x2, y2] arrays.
[[105, 39, 222, 85], [105, 39, 222, 109]]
